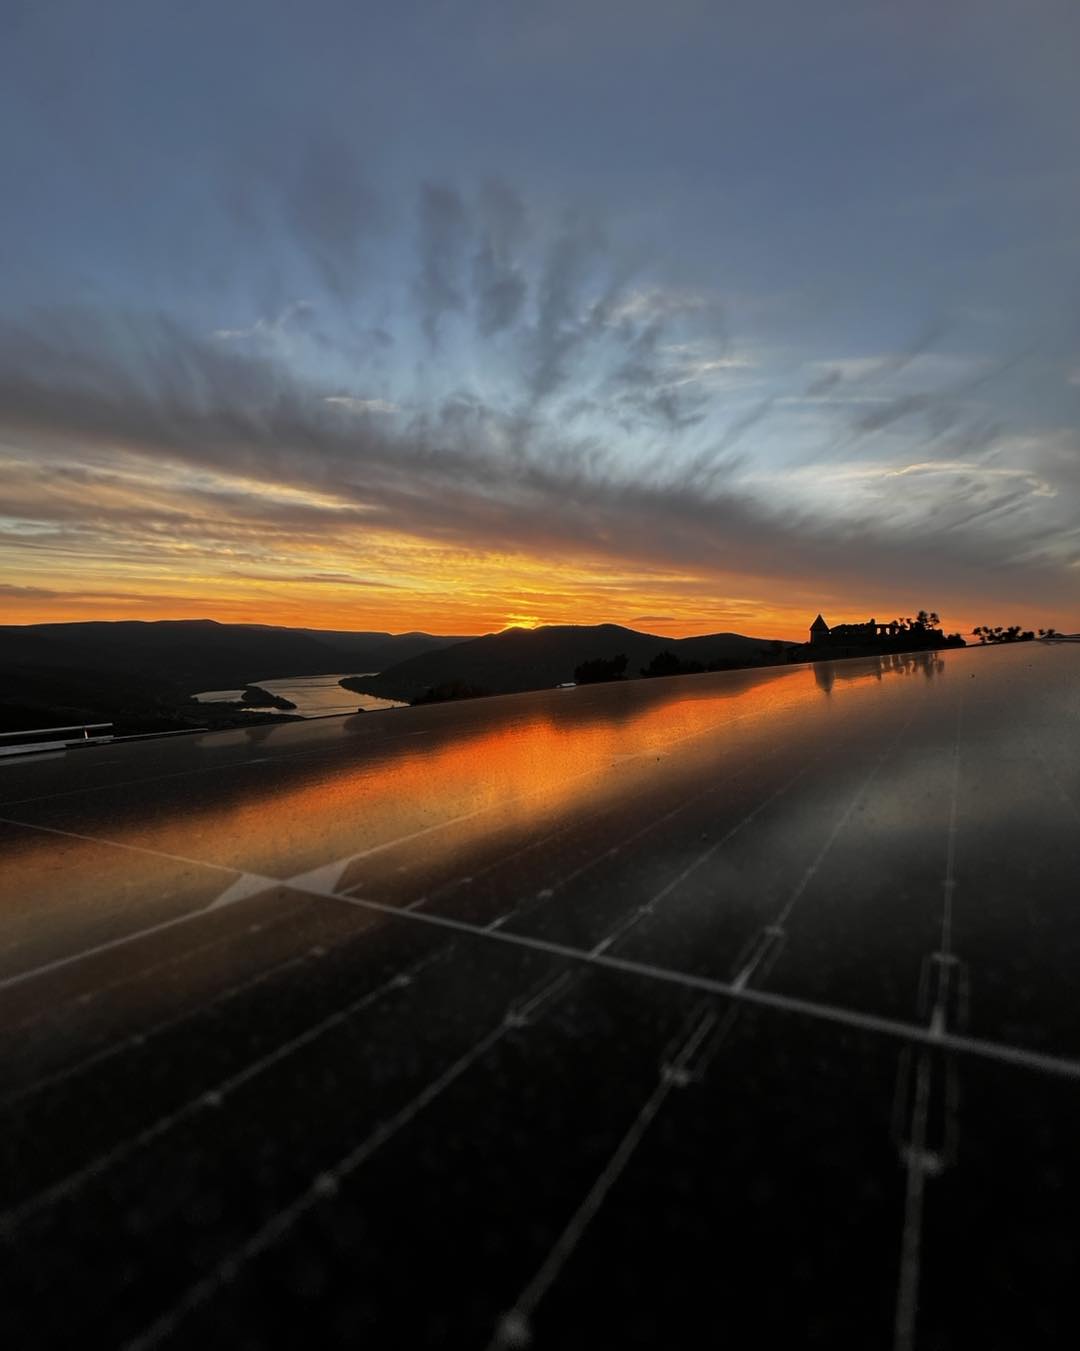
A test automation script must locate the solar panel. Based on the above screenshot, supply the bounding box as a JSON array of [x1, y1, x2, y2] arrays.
[[2, 644, 1078, 1347]]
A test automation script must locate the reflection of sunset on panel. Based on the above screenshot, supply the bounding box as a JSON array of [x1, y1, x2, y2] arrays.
[[0, 646, 965, 1053], [3, 653, 937, 957]]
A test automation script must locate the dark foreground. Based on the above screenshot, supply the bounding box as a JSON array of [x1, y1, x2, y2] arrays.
[[1, 645, 1078, 1349]]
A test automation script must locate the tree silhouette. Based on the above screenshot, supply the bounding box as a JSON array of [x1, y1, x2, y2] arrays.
[[973, 623, 1037, 645], [882, 611, 958, 645], [640, 650, 682, 679], [574, 653, 629, 684], [640, 650, 705, 678]]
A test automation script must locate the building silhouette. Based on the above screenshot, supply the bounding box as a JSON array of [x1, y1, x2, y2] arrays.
[[808, 614, 908, 646]]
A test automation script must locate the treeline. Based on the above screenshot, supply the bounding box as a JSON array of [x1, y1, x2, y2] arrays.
[[882, 610, 966, 647], [637, 650, 758, 678], [572, 649, 769, 685], [412, 680, 492, 704], [573, 654, 629, 684], [972, 625, 1057, 645]]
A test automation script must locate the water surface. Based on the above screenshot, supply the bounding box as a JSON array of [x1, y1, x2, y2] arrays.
[[193, 672, 404, 716]]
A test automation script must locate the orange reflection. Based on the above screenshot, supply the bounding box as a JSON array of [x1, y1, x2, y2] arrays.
[[8, 656, 930, 893], [0, 650, 957, 1007]]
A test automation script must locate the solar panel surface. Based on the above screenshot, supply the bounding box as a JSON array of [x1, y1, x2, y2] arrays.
[[1, 644, 1078, 1349]]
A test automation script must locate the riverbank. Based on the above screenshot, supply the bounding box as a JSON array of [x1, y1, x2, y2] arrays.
[[193, 673, 405, 717]]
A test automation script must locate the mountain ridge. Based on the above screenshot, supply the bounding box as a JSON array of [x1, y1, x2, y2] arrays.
[[0, 619, 474, 733], [345, 622, 788, 703]]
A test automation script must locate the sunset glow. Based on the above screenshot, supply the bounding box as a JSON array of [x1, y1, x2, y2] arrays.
[[2, 3, 1078, 642]]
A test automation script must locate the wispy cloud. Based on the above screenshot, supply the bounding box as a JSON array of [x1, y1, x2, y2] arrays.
[[324, 396, 399, 414], [2, 172, 1078, 630], [212, 300, 314, 342]]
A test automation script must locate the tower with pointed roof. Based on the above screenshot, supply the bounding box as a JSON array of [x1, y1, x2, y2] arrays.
[[810, 613, 830, 645]]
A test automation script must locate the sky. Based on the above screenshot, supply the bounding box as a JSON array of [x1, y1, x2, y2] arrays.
[[1, 0, 1078, 641]]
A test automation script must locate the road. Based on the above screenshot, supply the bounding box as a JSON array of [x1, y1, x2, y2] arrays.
[[1, 643, 1078, 1348]]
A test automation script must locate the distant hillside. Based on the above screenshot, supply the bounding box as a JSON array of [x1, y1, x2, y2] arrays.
[[344, 624, 787, 703], [0, 619, 472, 733], [0, 620, 471, 684]]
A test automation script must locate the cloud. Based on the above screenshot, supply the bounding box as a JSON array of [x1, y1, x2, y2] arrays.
[[0, 583, 237, 606], [416, 182, 469, 345], [324, 397, 399, 414], [0, 582, 59, 599], [809, 324, 951, 389], [743, 447, 1070, 575], [607, 288, 725, 326], [230, 571, 404, 589], [1, 295, 1075, 620], [282, 137, 380, 300], [882, 459, 1056, 498], [526, 209, 617, 401], [212, 300, 314, 342], [668, 355, 754, 386], [472, 178, 529, 336], [1, 180, 1078, 628]]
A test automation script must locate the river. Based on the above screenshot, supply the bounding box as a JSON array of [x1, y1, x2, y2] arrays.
[[192, 673, 405, 717]]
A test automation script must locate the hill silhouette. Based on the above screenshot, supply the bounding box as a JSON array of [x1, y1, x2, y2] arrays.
[[344, 624, 785, 704], [0, 620, 472, 733]]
